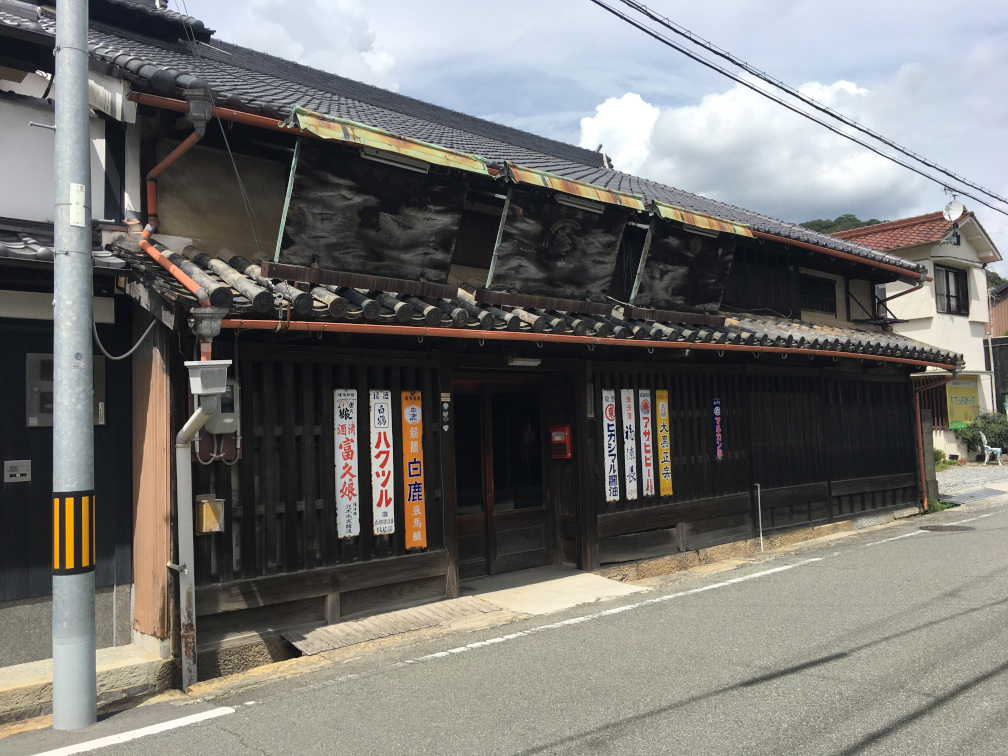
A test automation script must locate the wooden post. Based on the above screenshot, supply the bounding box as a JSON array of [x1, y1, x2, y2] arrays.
[[574, 366, 599, 571]]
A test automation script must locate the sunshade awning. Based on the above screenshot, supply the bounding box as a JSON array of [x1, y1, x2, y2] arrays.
[[507, 164, 646, 211], [653, 201, 753, 238], [282, 106, 491, 176]]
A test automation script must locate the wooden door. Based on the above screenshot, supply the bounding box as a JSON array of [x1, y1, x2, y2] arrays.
[[454, 379, 552, 579]]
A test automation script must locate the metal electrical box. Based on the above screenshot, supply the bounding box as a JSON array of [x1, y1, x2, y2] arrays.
[[550, 423, 572, 459], [26, 353, 106, 427], [195, 494, 225, 535]]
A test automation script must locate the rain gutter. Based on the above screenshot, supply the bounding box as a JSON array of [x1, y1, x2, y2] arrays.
[[218, 318, 960, 372]]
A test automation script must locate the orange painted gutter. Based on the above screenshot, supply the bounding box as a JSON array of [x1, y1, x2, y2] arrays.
[[131, 92, 305, 137], [218, 318, 959, 372]]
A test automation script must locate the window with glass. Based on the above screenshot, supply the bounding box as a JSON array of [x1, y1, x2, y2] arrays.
[[934, 265, 968, 316]]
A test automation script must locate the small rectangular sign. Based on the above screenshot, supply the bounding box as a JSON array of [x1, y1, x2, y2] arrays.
[[602, 389, 619, 502], [334, 389, 361, 538], [639, 390, 655, 497], [369, 390, 396, 535], [712, 398, 724, 461], [621, 389, 638, 501], [401, 391, 427, 548], [656, 390, 672, 496]]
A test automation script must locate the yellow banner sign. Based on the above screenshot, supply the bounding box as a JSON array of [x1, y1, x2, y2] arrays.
[[401, 391, 427, 548], [947, 376, 979, 429], [656, 390, 673, 497]]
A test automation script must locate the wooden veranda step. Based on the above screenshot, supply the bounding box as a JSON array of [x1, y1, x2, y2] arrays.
[[281, 596, 500, 655]]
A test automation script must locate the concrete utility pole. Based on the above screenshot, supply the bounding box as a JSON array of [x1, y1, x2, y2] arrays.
[[52, 0, 97, 730]]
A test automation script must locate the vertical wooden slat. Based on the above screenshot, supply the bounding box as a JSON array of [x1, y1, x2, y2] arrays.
[[576, 367, 599, 570], [421, 364, 441, 553], [217, 456, 235, 583], [261, 361, 280, 574], [281, 362, 299, 572], [319, 363, 337, 565], [300, 362, 319, 570], [356, 364, 374, 561], [390, 365, 404, 556]]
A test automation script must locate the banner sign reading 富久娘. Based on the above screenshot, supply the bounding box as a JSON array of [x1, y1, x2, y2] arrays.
[[602, 389, 620, 502], [947, 376, 979, 430], [369, 390, 396, 535], [334, 389, 361, 538], [401, 391, 427, 548]]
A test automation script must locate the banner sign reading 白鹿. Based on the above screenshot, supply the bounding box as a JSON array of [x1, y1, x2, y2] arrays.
[[401, 391, 427, 548]]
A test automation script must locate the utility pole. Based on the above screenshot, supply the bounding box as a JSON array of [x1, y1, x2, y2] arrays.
[[52, 0, 97, 730]]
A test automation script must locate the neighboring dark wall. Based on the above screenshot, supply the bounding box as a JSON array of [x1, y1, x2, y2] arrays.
[[0, 298, 133, 601], [634, 225, 736, 313], [587, 363, 917, 564], [990, 336, 1008, 414]]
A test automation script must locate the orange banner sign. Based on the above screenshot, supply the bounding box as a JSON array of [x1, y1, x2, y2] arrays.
[[401, 391, 427, 548]]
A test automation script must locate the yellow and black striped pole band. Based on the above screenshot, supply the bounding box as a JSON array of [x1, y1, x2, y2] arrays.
[[53, 491, 95, 575]]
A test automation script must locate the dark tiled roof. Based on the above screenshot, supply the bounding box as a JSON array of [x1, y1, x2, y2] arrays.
[[11, 5, 926, 278], [105, 234, 961, 369], [832, 211, 966, 252], [0, 229, 125, 269]]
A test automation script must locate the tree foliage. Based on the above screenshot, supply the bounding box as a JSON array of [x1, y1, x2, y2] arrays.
[[987, 269, 1007, 292], [800, 214, 883, 234]]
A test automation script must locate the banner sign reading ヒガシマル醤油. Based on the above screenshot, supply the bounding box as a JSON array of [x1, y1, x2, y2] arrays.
[[947, 376, 979, 429], [602, 389, 619, 502]]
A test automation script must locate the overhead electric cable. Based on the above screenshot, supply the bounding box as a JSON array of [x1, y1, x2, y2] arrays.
[[588, 0, 1008, 218], [615, 0, 1008, 209]]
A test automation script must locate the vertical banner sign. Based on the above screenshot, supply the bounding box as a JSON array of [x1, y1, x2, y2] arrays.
[[639, 390, 655, 497], [602, 389, 620, 502], [401, 391, 427, 548], [946, 376, 979, 429], [656, 390, 673, 496], [334, 389, 361, 538], [712, 398, 724, 461], [621, 389, 639, 501], [369, 390, 396, 535]]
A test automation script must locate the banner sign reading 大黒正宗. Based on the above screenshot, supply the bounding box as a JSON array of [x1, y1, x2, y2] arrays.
[[656, 390, 672, 496], [947, 376, 979, 430]]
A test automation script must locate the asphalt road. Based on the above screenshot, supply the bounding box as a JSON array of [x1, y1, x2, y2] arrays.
[[8, 497, 1008, 756]]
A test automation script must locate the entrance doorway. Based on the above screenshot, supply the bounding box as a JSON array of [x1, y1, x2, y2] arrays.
[[454, 379, 553, 579]]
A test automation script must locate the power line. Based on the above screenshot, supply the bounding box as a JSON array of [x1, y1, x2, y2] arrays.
[[615, 0, 1008, 209], [589, 0, 1008, 218]]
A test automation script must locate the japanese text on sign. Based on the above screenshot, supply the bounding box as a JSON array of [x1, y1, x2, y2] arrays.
[[656, 390, 672, 496], [621, 389, 639, 501], [401, 391, 427, 548], [602, 389, 619, 502], [369, 390, 396, 535], [334, 389, 361, 537], [639, 389, 655, 497], [712, 398, 724, 461]]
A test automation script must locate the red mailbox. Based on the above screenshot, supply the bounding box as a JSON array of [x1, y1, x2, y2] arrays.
[[550, 423, 572, 459]]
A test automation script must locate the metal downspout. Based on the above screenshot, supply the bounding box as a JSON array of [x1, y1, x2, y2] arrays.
[[174, 395, 218, 691]]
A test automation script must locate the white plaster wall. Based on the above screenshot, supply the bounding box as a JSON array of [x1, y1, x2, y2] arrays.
[[0, 96, 106, 223]]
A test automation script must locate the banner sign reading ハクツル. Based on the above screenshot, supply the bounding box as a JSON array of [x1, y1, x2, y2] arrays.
[[656, 390, 672, 496], [369, 390, 396, 535], [639, 389, 655, 497], [334, 389, 361, 538], [602, 389, 620, 502], [712, 398, 724, 461], [621, 389, 639, 500], [401, 391, 427, 548]]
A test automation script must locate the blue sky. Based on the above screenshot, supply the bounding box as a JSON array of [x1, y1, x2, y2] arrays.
[[175, 0, 1008, 271]]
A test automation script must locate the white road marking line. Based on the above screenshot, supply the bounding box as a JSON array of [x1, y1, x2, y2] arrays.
[[32, 707, 234, 756], [410, 559, 825, 663], [864, 531, 924, 547], [948, 512, 999, 525]]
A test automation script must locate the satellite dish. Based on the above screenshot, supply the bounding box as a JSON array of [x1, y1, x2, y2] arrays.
[[943, 200, 965, 222]]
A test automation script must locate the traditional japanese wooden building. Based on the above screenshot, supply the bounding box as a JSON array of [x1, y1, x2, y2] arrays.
[[0, 0, 961, 678]]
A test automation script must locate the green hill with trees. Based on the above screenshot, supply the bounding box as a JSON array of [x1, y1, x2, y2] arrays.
[[800, 214, 882, 234]]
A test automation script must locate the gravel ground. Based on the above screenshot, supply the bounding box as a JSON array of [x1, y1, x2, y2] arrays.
[[937, 460, 1008, 495]]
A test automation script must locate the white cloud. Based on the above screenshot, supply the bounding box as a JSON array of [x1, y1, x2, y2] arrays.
[[581, 79, 934, 223], [185, 0, 398, 90], [578, 93, 660, 176]]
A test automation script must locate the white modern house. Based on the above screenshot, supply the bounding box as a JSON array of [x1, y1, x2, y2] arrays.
[[835, 208, 1002, 457]]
